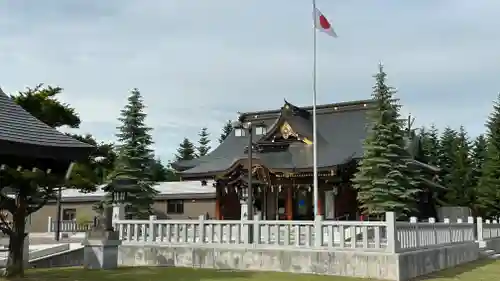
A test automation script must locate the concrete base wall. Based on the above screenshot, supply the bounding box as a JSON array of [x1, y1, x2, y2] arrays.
[[118, 245, 399, 280], [118, 243, 479, 281], [480, 238, 500, 253], [397, 243, 479, 280]]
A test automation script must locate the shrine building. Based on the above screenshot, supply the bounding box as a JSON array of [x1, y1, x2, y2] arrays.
[[173, 99, 442, 220]]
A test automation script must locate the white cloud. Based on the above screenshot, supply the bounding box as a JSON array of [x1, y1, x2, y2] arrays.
[[0, 0, 499, 160]]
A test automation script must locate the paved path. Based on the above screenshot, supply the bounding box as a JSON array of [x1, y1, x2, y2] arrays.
[[29, 236, 84, 245]]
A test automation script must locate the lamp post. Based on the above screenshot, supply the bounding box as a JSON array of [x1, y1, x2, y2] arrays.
[[233, 120, 254, 243], [233, 120, 254, 221], [105, 190, 127, 231]]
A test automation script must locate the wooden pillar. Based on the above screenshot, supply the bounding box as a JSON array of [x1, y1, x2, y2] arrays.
[[215, 187, 221, 220], [286, 186, 293, 220]]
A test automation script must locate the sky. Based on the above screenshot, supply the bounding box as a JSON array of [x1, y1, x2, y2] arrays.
[[0, 0, 499, 162]]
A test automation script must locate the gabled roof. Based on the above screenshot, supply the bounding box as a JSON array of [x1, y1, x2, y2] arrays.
[[173, 99, 374, 179], [0, 89, 93, 161]]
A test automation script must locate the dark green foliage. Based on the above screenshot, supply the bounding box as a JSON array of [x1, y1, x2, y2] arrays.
[[352, 64, 420, 218], [148, 158, 179, 182], [447, 126, 473, 206], [11, 83, 80, 128], [477, 94, 500, 217], [470, 134, 487, 215], [4, 85, 93, 277], [219, 120, 233, 143], [109, 88, 159, 219], [420, 125, 440, 166], [437, 127, 458, 191], [197, 127, 211, 157], [176, 138, 196, 161], [66, 133, 117, 187], [150, 158, 168, 182], [165, 162, 181, 181]]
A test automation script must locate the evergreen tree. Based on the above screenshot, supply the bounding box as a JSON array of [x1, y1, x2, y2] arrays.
[[219, 120, 233, 143], [447, 126, 473, 206], [420, 124, 440, 166], [110, 88, 159, 218], [352, 64, 420, 218], [150, 158, 168, 182], [165, 162, 181, 181], [470, 134, 487, 216], [176, 138, 196, 161], [477, 94, 500, 217], [197, 127, 211, 157], [437, 127, 458, 193]]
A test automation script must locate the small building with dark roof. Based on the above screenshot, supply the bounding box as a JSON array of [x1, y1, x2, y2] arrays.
[[173, 99, 441, 220]]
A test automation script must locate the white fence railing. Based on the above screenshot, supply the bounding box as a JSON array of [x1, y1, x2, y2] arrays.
[[47, 217, 93, 233], [46, 212, 500, 253], [111, 212, 482, 253], [478, 218, 500, 242]]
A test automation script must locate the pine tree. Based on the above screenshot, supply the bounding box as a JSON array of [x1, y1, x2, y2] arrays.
[[219, 120, 233, 143], [470, 134, 487, 216], [150, 158, 168, 182], [176, 138, 196, 161], [197, 127, 211, 157], [437, 127, 458, 192], [420, 124, 440, 166], [110, 88, 159, 218], [447, 126, 473, 206], [352, 64, 420, 218], [477, 94, 500, 217]]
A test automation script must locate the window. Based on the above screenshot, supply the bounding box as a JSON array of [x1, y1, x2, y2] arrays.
[[62, 208, 76, 221], [255, 126, 267, 135], [235, 128, 245, 137], [167, 200, 184, 214]]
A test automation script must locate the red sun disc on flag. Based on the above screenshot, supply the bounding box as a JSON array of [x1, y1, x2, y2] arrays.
[[319, 15, 330, 29]]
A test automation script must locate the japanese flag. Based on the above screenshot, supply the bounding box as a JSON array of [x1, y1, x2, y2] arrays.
[[313, 7, 337, 38]]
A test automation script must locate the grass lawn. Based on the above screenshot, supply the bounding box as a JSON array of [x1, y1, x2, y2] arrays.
[[2, 260, 500, 281]]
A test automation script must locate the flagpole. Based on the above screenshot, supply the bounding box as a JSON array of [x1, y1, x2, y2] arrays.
[[312, 0, 319, 218]]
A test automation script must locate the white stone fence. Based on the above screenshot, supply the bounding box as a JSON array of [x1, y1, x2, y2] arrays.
[[47, 217, 93, 233], [45, 213, 500, 253], [477, 217, 500, 243], [111, 212, 500, 253]]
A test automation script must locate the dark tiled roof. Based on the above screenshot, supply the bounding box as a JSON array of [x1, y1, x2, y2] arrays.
[[0, 89, 93, 161], [174, 99, 372, 178]]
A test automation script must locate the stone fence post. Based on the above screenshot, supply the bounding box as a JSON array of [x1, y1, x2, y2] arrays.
[[314, 215, 323, 247], [253, 216, 261, 245], [409, 216, 419, 248], [148, 215, 157, 243], [385, 212, 398, 253], [477, 217, 484, 242], [198, 215, 205, 244]]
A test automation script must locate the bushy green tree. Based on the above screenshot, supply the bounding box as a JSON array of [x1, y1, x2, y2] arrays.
[[447, 126, 473, 206], [175, 138, 196, 161], [352, 64, 420, 218], [219, 120, 233, 143], [108, 88, 159, 218], [470, 134, 487, 216], [437, 127, 458, 191], [2, 84, 94, 277], [420, 125, 440, 166], [477, 94, 500, 217], [197, 127, 211, 157]]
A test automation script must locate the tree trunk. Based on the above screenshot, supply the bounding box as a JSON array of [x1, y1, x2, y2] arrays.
[[3, 197, 26, 278]]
